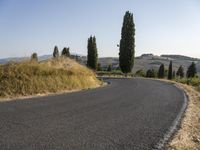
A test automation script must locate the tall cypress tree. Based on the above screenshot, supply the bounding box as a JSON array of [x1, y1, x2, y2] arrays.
[[119, 11, 135, 73], [176, 65, 184, 78], [187, 62, 197, 78], [168, 61, 173, 80], [53, 46, 59, 58], [158, 64, 165, 78], [87, 36, 98, 70]]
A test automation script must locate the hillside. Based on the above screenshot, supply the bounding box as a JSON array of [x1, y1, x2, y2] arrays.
[[97, 54, 200, 75], [0, 57, 100, 98]]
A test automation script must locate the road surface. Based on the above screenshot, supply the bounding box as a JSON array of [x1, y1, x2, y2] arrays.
[[0, 78, 186, 150]]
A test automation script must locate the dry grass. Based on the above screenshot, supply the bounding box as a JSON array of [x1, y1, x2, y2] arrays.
[[0, 57, 101, 100], [165, 81, 200, 150]]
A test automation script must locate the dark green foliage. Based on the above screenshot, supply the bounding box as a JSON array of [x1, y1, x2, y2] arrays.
[[119, 11, 135, 73], [97, 63, 102, 71], [135, 69, 145, 77], [107, 65, 112, 72], [87, 36, 98, 70], [53, 46, 59, 58], [176, 65, 184, 78], [146, 69, 156, 78], [158, 64, 165, 78], [168, 61, 173, 80], [62, 47, 70, 57], [164, 70, 168, 77], [187, 62, 197, 78], [31, 53, 38, 61], [173, 70, 176, 79]]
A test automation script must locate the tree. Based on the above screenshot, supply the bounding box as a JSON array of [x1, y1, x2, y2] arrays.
[[119, 11, 135, 73], [187, 62, 197, 78], [53, 46, 59, 58], [158, 64, 165, 78], [87, 36, 98, 70], [62, 47, 70, 57], [97, 63, 102, 71], [176, 65, 184, 78], [168, 61, 173, 80], [146, 69, 156, 78], [107, 65, 112, 72], [31, 53, 38, 61]]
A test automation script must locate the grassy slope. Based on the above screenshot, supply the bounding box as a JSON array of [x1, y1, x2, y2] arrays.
[[0, 57, 100, 98]]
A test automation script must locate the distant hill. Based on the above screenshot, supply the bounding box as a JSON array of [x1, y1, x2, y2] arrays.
[[161, 55, 200, 61], [0, 54, 83, 64], [1, 54, 199, 75], [0, 55, 52, 64], [97, 54, 200, 75]]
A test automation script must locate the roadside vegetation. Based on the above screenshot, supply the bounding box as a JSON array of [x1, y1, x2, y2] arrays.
[[142, 61, 200, 91], [0, 50, 100, 99], [167, 82, 200, 150]]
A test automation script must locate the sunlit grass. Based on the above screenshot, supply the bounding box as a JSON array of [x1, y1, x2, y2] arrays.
[[0, 57, 100, 98]]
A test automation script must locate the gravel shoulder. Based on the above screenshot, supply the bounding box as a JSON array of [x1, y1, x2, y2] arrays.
[[166, 82, 200, 150]]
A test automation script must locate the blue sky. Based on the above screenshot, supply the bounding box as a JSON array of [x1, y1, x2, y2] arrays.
[[0, 0, 200, 58]]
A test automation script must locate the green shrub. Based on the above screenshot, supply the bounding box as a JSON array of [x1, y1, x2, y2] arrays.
[[135, 70, 145, 77]]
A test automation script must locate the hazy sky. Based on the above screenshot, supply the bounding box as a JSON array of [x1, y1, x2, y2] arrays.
[[0, 0, 200, 59]]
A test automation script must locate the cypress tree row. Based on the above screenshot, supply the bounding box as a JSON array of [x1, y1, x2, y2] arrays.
[[187, 62, 197, 78], [53, 46, 59, 58], [168, 61, 173, 80], [87, 36, 98, 70], [119, 11, 135, 73], [158, 64, 165, 78], [176, 65, 184, 78]]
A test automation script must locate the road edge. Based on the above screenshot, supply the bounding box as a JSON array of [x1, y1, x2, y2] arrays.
[[153, 81, 189, 150]]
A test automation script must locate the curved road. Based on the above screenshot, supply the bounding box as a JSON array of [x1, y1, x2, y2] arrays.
[[0, 78, 185, 150]]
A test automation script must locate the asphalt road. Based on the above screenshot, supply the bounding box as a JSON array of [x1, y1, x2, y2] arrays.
[[0, 78, 185, 150]]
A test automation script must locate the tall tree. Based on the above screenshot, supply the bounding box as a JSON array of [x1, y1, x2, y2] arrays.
[[168, 61, 173, 80], [53, 46, 59, 58], [31, 53, 38, 61], [62, 47, 70, 57], [119, 11, 135, 73], [87, 36, 98, 70], [107, 65, 112, 72], [176, 65, 184, 78], [158, 64, 165, 78], [187, 62, 197, 78]]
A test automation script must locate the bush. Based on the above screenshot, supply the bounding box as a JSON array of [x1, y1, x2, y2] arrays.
[[146, 69, 157, 78], [135, 70, 145, 77]]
